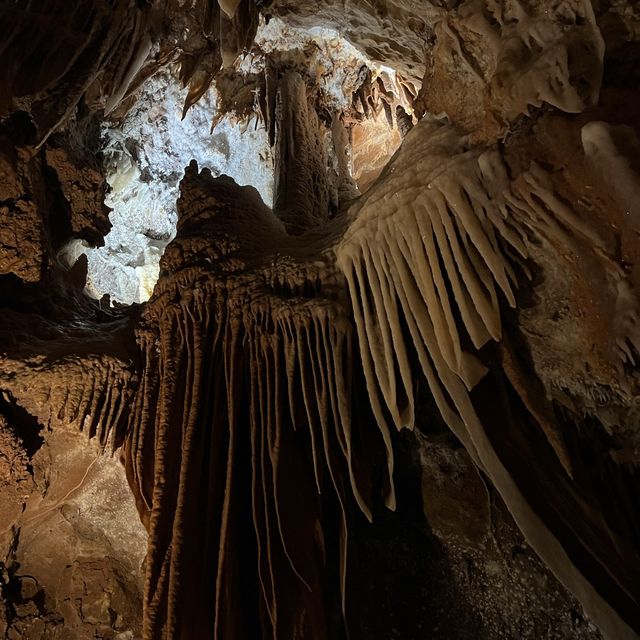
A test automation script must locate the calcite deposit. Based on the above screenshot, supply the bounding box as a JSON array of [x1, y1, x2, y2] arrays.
[[0, 1, 638, 639]]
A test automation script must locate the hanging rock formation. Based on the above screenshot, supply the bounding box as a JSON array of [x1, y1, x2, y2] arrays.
[[0, 0, 639, 638]]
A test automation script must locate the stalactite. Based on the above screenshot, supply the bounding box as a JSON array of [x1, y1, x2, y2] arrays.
[[336, 118, 628, 468], [272, 71, 333, 234], [122, 163, 388, 639], [0, 350, 136, 453], [131, 286, 348, 638], [0, 0, 154, 144], [339, 122, 514, 432], [336, 118, 640, 640]]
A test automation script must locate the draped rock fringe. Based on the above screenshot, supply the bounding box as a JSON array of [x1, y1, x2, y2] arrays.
[[0, 0, 152, 144], [79, 360, 133, 451], [336, 127, 640, 640], [128, 272, 367, 639], [337, 133, 605, 476], [0, 354, 134, 454]]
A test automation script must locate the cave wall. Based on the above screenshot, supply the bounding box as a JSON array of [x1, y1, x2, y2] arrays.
[[0, 0, 638, 639]]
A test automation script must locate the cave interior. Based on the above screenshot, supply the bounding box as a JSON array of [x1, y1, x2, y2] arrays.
[[0, 0, 639, 639]]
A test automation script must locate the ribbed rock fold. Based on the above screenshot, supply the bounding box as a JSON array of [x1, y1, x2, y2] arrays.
[[125, 165, 388, 639], [338, 119, 640, 639]]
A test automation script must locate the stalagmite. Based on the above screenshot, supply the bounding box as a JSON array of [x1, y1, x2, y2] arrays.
[[1, 1, 639, 639], [272, 71, 333, 234]]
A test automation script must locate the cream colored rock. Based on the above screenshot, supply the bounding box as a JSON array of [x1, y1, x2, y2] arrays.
[[419, 0, 604, 136]]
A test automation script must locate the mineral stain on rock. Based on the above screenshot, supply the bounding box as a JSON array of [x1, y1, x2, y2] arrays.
[[0, 1, 639, 639]]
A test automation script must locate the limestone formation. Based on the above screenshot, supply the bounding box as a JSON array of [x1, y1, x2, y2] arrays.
[[0, 0, 639, 639]]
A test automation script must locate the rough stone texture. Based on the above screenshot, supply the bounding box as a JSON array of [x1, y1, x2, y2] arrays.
[[0, 431, 146, 640], [44, 143, 111, 246], [348, 429, 604, 640], [0, 0, 638, 639], [268, 0, 437, 82], [0, 117, 46, 282], [416, 432, 601, 640], [501, 111, 640, 456], [0, 296, 145, 639], [0, 109, 112, 285], [0, 416, 35, 538], [0, 236, 144, 639], [417, 0, 604, 140]]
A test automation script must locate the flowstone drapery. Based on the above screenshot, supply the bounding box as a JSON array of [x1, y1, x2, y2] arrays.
[[1, 1, 639, 639], [117, 115, 640, 638]]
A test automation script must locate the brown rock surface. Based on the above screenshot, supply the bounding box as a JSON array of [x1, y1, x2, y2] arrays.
[[0, 0, 638, 639]]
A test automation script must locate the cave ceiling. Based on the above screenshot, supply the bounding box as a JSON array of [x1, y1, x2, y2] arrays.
[[0, 0, 639, 639]]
